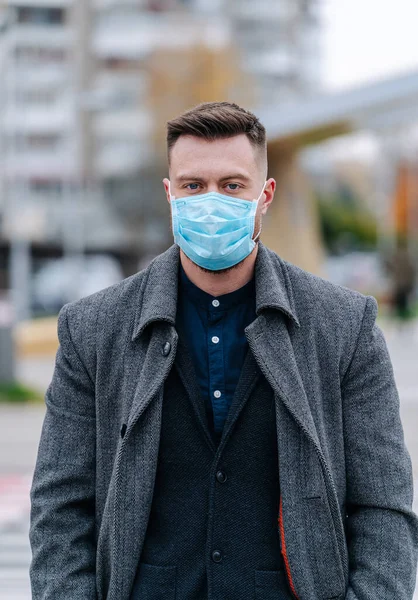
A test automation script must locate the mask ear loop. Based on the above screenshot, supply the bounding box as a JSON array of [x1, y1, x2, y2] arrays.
[[168, 180, 176, 201], [253, 182, 267, 242]]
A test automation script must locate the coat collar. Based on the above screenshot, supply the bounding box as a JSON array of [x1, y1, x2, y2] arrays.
[[132, 241, 300, 341]]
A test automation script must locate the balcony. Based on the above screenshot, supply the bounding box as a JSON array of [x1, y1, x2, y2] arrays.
[[93, 12, 229, 59], [2, 148, 78, 179], [94, 108, 152, 137], [228, 0, 298, 22], [5, 23, 73, 50], [245, 48, 297, 77], [1, 103, 74, 134], [6, 0, 72, 8], [3, 64, 68, 91], [93, 0, 148, 8], [95, 139, 152, 178], [93, 14, 157, 60]]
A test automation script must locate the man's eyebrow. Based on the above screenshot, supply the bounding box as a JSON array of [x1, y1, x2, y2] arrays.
[[175, 173, 251, 182], [219, 173, 251, 183], [175, 174, 206, 182]]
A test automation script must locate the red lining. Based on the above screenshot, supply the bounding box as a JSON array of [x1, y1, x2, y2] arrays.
[[278, 495, 299, 599]]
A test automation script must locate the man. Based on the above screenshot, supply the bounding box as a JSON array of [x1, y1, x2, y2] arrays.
[[29, 102, 418, 599]]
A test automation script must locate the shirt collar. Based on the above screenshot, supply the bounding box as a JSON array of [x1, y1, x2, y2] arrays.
[[132, 241, 300, 340], [178, 260, 255, 311]]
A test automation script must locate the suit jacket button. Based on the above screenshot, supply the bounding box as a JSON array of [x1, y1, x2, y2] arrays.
[[216, 470, 227, 483], [162, 342, 171, 356], [212, 550, 222, 563]]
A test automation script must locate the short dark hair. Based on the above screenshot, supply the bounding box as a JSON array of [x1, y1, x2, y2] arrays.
[[166, 101, 267, 167]]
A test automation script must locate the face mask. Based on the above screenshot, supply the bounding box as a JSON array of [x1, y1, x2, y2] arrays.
[[169, 181, 266, 271]]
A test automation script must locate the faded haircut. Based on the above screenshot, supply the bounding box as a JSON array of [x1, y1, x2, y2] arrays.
[[166, 101, 267, 174]]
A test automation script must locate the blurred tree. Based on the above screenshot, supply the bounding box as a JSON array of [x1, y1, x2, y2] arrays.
[[316, 191, 377, 254], [146, 41, 256, 161]]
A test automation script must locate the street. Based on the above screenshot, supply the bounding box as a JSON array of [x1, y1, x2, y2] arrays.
[[0, 318, 417, 598]]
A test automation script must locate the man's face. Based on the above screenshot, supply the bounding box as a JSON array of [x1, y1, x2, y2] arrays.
[[163, 133, 275, 275]]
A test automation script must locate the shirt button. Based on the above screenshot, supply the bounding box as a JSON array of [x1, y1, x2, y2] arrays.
[[211, 336, 220, 344], [212, 550, 222, 563], [212, 299, 220, 307], [214, 390, 221, 398], [216, 470, 227, 483]]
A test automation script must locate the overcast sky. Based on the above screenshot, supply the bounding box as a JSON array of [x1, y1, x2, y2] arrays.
[[323, 0, 418, 90]]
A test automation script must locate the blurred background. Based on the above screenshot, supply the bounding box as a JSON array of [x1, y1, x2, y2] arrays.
[[0, 0, 418, 597]]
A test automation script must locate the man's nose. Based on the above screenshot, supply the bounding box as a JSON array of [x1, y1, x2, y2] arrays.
[[207, 184, 222, 193]]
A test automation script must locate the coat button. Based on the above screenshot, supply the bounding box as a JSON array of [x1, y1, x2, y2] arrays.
[[216, 470, 227, 483], [162, 342, 171, 356], [212, 550, 222, 563]]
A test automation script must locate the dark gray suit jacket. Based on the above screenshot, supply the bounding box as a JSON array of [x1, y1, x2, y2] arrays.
[[29, 241, 418, 599]]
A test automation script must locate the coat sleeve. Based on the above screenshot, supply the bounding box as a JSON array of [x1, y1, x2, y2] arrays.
[[342, 295, 418, 599], [29, 302, 97, 599]]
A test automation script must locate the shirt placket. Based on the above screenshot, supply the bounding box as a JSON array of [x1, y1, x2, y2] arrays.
[[207, 298, 227, 436]]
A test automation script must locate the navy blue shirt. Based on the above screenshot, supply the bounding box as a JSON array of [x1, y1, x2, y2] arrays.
[[176, 261, 257, 443]]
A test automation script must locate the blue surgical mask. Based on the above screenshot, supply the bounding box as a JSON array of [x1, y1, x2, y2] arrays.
[[169, 181, 266, 271]]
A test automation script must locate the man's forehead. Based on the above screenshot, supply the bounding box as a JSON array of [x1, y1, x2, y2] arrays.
[[170, 134, 257, 162]]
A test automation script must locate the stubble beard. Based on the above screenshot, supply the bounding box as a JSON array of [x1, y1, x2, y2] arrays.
[[195, 212, 262, 275], [171, 208, 262, 275]]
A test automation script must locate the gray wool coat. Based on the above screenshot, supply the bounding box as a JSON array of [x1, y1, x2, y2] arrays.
[[29, 240, 418, 600]]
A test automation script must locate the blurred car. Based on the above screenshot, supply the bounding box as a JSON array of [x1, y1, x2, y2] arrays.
[[31, 254, 124, 317], [323, 251, 388, 299]]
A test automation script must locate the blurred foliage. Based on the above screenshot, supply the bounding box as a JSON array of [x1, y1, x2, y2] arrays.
[[316, 189, 377, 254], [0, 381, 44, 403]]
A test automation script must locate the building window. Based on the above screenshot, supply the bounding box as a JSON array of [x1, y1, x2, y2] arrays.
[[16, 6, 65, 25], [14, 46, 67, 64], [29, 179, 63, 194], [27, 134, 61, 150]]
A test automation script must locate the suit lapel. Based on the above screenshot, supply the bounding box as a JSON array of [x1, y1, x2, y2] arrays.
[[175, 341, 263, 454], [220, 347, 261, 444], [174, 334, 218, 452]]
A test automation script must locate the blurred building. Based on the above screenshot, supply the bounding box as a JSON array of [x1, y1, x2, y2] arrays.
[[0, 0, 323, 303], [0, 0, 112, 289], [226, 0, 322, 106]]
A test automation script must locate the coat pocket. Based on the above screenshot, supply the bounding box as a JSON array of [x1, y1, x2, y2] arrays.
[[254, 568, 293, 600], [303, 496, 346, 599], [130, 562, 177, 600]]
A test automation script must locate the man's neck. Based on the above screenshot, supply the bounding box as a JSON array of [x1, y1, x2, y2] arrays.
[[179, 245, 258, 297]]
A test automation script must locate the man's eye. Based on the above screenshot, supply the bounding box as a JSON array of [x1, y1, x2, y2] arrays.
[[186, 183, 200, 190], [226, 184, 240, 191]]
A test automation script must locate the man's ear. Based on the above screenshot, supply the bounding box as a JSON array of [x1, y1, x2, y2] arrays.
[[163, 178, 171, 203], [261, 178, 276, 215]]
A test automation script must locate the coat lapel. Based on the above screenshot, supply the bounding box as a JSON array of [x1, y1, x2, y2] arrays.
[[244, 310, 321, 450], [242, 241, 321, 449], [104, 322, 179, 600]]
